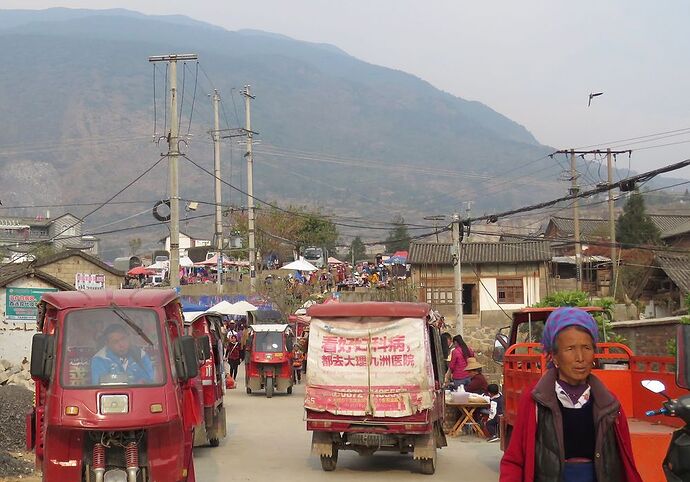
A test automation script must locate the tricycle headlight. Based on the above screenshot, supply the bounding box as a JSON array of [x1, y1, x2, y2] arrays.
[[104, 469, 127, 482]]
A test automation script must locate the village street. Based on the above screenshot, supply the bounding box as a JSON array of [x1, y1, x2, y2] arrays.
[[192, 366, 501, 482]]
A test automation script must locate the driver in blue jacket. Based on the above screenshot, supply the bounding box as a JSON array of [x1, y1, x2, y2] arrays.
[[91, 324, 155, 385]]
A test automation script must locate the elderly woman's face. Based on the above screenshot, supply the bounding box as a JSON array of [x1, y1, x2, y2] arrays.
[[552, 326, 595, 385]]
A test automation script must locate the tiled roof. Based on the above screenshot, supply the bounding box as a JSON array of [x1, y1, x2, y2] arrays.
[[408, 241, 552, 265], [32, 250, 124, 277], [0, 263, 75, 290], [548, 214, 690, 239], [656, 253, 690, 294]]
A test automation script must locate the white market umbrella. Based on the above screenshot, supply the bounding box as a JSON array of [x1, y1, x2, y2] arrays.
[[281, 258, 318, 272], [147, 260, 169, 270], [327, 256, 344, 265], [207, 300, 236, 315], [179, 256, 194, 268], [229, 300, 258, 315]]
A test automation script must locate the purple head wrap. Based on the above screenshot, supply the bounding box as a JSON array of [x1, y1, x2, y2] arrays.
[[542, 307, 599, 353]]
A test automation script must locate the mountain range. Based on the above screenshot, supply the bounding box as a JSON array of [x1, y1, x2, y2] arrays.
[[0, 8, 580, 258]]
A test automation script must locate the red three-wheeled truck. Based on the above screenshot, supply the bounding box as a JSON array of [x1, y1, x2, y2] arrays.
[[26, 289, 201, 482]]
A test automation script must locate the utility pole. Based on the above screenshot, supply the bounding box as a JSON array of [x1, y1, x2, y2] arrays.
[[452, 213, 464, 336], [607, 148, 617, 295], [212, 90, 223, 294], [242, 85, 257, 292], [571, 149, 583, 291], [556, 149, 630, 294], [148, 53, 198, 289]]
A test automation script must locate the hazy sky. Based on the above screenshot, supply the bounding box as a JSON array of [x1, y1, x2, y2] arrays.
[[5, 1, 690, 176]]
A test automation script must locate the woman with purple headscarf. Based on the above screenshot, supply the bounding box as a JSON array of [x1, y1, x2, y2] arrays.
[[500, 307, 642, 482]]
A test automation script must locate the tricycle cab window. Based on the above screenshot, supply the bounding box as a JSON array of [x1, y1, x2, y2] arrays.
[[254, 331, 285, 353], [60, 307, 166, 387]]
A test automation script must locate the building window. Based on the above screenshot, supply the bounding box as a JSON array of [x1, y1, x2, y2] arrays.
[[425, 287, 454, 305], [497, 278, 524, 304]]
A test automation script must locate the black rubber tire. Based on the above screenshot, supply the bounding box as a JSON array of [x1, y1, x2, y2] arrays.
[[320, 446, 338, 472], [152, 199, 171, 222], [287, 385, 293, 395], [246, 387, 252, 394], [209, 438, 219, 447], [420, 457, 435, 475], [266, 377, 274, 398]]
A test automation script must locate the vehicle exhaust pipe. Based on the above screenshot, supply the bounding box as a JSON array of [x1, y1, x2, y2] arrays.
[[93, 443, 105, 482], [125, 441, 139, 482]]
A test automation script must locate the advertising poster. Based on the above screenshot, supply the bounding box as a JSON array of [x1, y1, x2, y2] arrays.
[[305, 317, 434, 417], [75, 273, 106, 290], [5, 287, 58, 322]]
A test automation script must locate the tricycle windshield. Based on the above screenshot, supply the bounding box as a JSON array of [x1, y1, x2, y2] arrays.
[[254, 331, 283, 353], [60, 307, 166, 388]]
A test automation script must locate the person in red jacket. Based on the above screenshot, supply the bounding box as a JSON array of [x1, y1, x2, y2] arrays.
[[446, 334, 475, 389], [500, 307, 642, 482], [225, 334, 243, 380]]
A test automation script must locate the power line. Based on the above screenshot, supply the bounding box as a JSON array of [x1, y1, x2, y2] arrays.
[[467, 158, 690, 224], [0, 155, 168, 272]]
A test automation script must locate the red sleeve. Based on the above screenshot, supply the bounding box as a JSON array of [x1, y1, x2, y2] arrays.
[[500, 389, 535, 482], [613, 407, 643, 482]]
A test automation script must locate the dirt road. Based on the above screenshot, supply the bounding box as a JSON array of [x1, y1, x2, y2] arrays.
[[195, 366, 501, 481], [7, 366, 501, 481]]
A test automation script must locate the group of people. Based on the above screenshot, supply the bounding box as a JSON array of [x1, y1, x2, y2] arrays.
[[442, 332, 503, 442]]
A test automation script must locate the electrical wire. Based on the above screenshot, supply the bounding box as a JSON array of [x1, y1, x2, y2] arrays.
[[186, 62, 200, 136], [0, 155, 168, 272]]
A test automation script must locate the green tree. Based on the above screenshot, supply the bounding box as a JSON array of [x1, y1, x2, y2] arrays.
[[616, 190, 661, 247], [384, 214, 411, 253], [296, 212, 338, 252], [349, 236, 366, 263], [533, 290, 622, 343]]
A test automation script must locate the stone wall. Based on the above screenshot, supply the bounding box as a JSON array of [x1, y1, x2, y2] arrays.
[[39, 255, 123, 289], [610, 317, 680, 356]]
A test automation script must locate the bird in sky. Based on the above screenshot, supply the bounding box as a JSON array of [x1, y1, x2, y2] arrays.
[[588, 92, 604, 107]]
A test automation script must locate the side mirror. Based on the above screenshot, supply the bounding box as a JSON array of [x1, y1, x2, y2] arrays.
[[174, 335, 200, 381], [197, 335, 211, 361], [641, 379, 666, 394], [677, 324, 690, 390], [30, 334, 55, 381], [492, 333, 509, 364]]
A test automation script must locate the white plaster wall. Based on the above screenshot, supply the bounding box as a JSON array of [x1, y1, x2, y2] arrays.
[[0, 330, 35, 364], [478, 276, 541, 312]]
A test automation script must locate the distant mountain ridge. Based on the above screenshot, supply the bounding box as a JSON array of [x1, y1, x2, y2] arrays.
[[0, 8, 556, 258]]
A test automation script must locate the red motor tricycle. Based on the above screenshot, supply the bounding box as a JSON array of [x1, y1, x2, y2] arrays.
[[27, 289, 201, 482]]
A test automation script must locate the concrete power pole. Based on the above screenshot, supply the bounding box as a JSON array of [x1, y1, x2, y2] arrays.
[[571, 149, 583, 291], [212, 90, 223, 294], [452, 213, 464, 336], [556, 148, 631, 295], [148, 53, 198, 289], [243, 85, 257, 292], [607, 148, 617, 295]]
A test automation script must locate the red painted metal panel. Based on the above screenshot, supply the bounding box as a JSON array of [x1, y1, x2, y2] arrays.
[[41, 289, 179, 310]]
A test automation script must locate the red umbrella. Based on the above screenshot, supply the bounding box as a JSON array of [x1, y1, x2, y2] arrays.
[[127, 266, 154, 276]]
